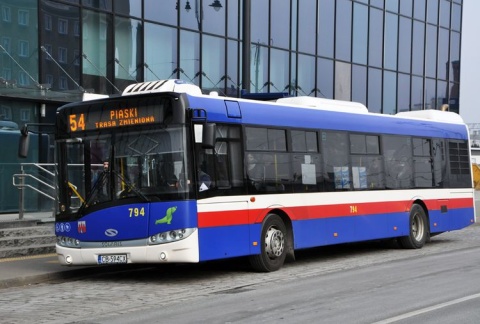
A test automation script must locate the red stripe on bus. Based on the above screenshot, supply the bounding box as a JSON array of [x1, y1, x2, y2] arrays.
[[197, 197, 474, 228]]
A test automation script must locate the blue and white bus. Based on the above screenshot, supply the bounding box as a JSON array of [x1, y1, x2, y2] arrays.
[[49, 79, 474, 272]]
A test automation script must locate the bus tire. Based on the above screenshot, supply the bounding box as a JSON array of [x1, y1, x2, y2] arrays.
[[249, 214, 287, 272], [398, 203, 428, 249]]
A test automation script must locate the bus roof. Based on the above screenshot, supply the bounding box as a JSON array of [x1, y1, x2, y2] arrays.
[[185, 91, 468, 140]]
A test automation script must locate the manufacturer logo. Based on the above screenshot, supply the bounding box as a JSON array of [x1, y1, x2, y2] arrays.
[[105, 228, 119, 237]]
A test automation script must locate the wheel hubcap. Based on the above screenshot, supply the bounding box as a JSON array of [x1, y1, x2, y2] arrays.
[[412, 213, 424, 241], [265, 227, 285, 259]]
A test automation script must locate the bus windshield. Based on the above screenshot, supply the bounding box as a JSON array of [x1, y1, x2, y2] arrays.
[[58, 125, 192, 218]]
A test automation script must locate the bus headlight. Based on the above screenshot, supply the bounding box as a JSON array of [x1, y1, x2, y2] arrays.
[[57, 236, 81, 248], [149, 228, 195, 245]]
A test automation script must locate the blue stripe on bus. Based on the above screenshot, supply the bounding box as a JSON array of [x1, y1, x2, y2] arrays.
[[187, 96, 468, 140], [197, 207, 474, 261]]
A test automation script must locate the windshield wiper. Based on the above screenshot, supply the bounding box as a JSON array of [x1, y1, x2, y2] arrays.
[[112, 169, 150, 202], [76, 169, 109, 217], [76, 169, 150, 217]]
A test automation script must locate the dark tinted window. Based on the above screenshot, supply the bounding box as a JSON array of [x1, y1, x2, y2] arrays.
[[322, 131, 350, 190], [246, 127, 286, 151], [383, 135, 413, 188], [292, 130, 318, 153]]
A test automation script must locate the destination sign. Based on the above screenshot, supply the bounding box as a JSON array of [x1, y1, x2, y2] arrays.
[[68, 107, 162, 132]]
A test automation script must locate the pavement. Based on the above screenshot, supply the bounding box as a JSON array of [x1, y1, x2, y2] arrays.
[[0, 212, 150, 290], [0, 211, 90, 289], [0, 194, 479, 290]]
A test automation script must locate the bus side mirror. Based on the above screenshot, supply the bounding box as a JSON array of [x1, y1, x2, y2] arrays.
[[202, 123, 216, 149], [18, 126, 29, 158]]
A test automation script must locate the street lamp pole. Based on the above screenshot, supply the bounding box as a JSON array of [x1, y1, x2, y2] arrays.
[[242, 0, 251, 93]]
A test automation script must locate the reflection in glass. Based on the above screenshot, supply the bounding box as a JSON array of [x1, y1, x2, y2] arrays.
[[439, 0, 450, 28], [114, 17, 143, 90], [424, 77, 436, 109], [203, 0, 226, 35], [414, 0, 426, 20], [335, 0, 351, 61], [202, 35, 225, 93], [317, 58, 333, 99], [41, 0, 76, 91], [437, 80, 447, 110], [318, 0, 334, 58], [144, 23, 177, 81], [369, 7, 383, 68], [226, 40, 239, 96], [412, 21, 425, 76], [179, 30, 200, 85], [451, 3, 461, 31], [251, 0, 268, 45], [425, 24, 437, 78], [114, 0, 141, 18], [250, 43, 268, 93], [352, 65, 366, 106], [426, 0, 438, 25], [270, 49, 289, 93], [398, 17, 412, 73], [227, 0, 239, 38], [297, 54, 315, 96], [368, 68, 382, 113], [383, 71, 397, 114], [144, 0, 177, 26], [82, 0, 111, 11], [398, 73, 411, 112], [82, 10, 112, 94], [411, 75, 423, 110], [335, 61, 351, 101], [271, 0, 290, 49], [385, 0, 399, 12], [352, 3, 368, 65], [384, 13, 398, 70], [437, 28, 449, 81], [298, 0, 316, 54]]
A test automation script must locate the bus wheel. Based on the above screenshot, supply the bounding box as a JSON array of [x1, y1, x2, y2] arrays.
[[249, 214, 287, 272], [398, 204, 428, 249]]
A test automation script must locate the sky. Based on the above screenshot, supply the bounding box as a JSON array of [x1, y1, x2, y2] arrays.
[[459, 0, 480, 124]]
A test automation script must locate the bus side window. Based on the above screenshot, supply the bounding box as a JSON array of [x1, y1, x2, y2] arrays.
[[383, 135, 413, 189]]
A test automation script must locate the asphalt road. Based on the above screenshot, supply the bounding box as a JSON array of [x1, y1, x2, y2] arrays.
[[1, 221, 480, 324]]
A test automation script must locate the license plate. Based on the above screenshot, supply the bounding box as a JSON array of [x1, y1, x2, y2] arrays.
[[97, 254, 127, 264]]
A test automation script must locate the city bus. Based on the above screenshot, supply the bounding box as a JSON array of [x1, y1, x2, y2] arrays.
[[36, 79, 475, 272]]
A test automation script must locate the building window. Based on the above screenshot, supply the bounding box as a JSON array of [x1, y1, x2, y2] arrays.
[[18, 71, 29, 86], [59, 76, 67, 90], [73, 50, 80, 65], [0, 105, 12, 120], [1, 37, 11, 52], [20, 109, 30, 122], [2, 6, 11, 22], [18, 40, 29, 57], [44, 14, 52, 31], [18, 10, 29, 26], [46, 74, 53, 86], [58, 47, 67, 63], [2, 68, 11, 80], [58, 19, 68, 34], [74, 21, 80, 37], [44, 44, 52, 60]]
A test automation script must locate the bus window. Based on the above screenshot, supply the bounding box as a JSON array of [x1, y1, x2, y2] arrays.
[[413, 138, 433, 188], [322, 131, 350, 191], [383, 135, 413, 189]]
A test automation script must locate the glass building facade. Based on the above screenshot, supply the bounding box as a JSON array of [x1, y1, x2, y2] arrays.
[[0, 0, 463, 212]]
